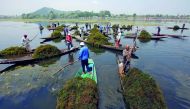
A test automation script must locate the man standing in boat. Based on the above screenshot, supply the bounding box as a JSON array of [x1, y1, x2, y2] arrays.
[[123, 45, 133, 73], [78, 42, 90, 74], [157, 26, 161, 35], [116, 32, 121, 48], [22, 35, 31, 52], [66, 33, 73, 50]]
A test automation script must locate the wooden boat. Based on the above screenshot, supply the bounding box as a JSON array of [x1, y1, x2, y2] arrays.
[[40, 36, 61, 40], [125, 33, 136, 37], [0, 47, 79, 64], [74, 36, 124, 52], [125, 35, 167, 40], [167, 27, 189, 30], [75, 59, 97, 83], [40, 36, 65, 43], [152, 33, 189, 38], [47, 27, 56, 31]]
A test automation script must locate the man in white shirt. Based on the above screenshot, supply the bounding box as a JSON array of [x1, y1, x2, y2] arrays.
[[116, 32, 121, 48], [22, 35, 31, 52]]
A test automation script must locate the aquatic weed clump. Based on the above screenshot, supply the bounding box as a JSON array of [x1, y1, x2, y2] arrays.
[[0, 46, 27, 57], [87, 27, 112, 45], [56, 77, 98, 109], [74, 30, 80, 36], [139, 30, 151, 39], [122, 68, 167, 109], [32, 44, 61, 58], [51, 30, 63, 38], [55, 26, 64, 31], [173, 25, 180, 31], [47, 25, 51, 29], [112, 24, 119, 33], [70, 26, 78, 31]]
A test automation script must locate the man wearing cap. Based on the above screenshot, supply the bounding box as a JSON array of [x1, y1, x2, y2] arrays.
[[66, 33, 73, 50], [22, 35, 31, 52], [78, 42, 90, 74], [123, 45, 133, 73]]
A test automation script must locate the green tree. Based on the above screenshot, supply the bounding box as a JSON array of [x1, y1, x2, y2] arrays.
[[48, 11, 56, 19]]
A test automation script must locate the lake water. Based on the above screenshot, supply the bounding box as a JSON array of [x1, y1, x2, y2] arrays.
[[0, 21, 190, 109]]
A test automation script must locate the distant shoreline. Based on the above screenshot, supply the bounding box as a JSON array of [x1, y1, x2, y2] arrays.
[[0, 18, 189, 26]]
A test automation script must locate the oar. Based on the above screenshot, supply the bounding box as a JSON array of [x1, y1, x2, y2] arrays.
[[22, 33, 39, 47], [53, 59, 79, 76], [30, 33, 39, 42]]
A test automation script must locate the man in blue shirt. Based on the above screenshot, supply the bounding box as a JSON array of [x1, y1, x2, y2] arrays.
[[78, 42, 89, 74]]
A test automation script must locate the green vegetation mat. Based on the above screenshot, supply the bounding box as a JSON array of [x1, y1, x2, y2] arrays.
[[0, 46, 27, 57], [32, 44, 61, 58], [122, 68, 167, 109], [56, 77, 98, 109]]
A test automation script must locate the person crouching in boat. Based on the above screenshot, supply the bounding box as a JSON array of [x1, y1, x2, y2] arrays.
[[78, 42, 90, 74], [123, 45, 133, 73], [22, 35, 31, 52], [116, 32, 121, 48], [66, 33, 73, 50]]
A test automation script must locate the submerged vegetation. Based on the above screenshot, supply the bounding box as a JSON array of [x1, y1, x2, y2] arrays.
[[0, 46, 27, 57], [32, 44, 61, 58], [122, 68, 167, 109], [56, 77, 98, 109], [87, 27, 112, 45]]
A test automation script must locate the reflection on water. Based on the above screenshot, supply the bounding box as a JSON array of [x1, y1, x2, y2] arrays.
[[87, 44, 106, 55], [0, 21, 190, 109], [37, 57, 61, 67]]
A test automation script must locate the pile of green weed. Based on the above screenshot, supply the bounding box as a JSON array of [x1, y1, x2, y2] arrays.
[[56, 77, 98, 109], [32, 44, 61, 58], [173, 25, 180, 31], [139, 30, 151, 39], [87, 27, 112, 45], [51, 30, 62, 38], [122, 68, 167, 109], [0, 46, 27, 57]]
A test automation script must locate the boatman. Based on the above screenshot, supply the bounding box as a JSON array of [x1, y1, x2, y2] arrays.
[[157, 26, 161, 35], [22, 35, 31, 52], [78, 42, 90, 74], [182, 24, 185, 29], [66, 33, 73, 50], [123, 45, 133, 73], [116, 32, 121, 48]]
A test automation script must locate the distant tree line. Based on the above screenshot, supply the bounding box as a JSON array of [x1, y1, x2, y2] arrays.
[[21, 10, 111, 19]]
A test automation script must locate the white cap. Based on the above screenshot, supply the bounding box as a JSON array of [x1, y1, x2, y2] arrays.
[[68, 33, 71, 35], [80, 42, 85, 46]]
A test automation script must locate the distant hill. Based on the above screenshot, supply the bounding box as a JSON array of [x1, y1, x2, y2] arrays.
[[31, 7, 63, 16], [21, 7, 111, 19]]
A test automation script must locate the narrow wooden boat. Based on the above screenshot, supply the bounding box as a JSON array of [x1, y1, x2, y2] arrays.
[[48, 27, 56, 31], [152, 33, 189, 38], [75, 59, 97, 83], [40, 36, 65, 43], [125, 35, 167, 40], [0, 47, 79, 64], [40, 37, 61, 40], [74, 36, 124, 52], [167, 27, 189, 30]]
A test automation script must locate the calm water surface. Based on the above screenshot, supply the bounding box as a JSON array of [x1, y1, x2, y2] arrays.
[[0, 21, 190, 109]]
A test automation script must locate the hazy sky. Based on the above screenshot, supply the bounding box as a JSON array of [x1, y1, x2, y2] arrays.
[[1, 0, 190, 15]]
